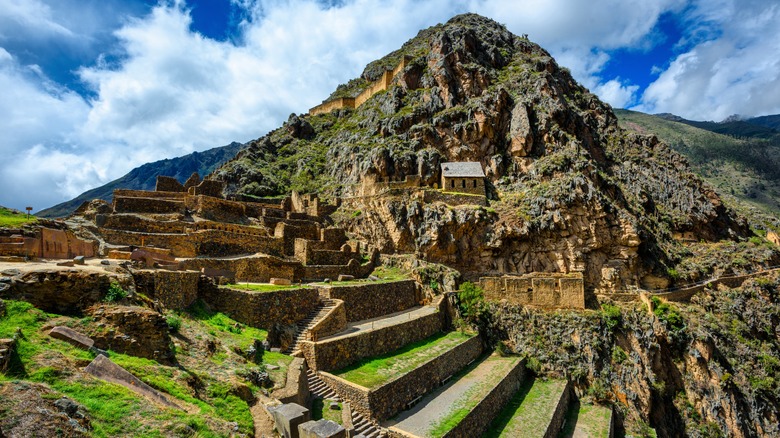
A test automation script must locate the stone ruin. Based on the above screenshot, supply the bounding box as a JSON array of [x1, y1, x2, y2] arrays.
[[479, 272, 585, 309], [88, 174, 375, 284]]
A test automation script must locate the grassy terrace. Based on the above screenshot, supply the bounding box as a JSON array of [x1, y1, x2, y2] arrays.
[[311, 265, 411, 287], [485, 377, 568, 437], [334, 331, 475, 388], [560, 401, 612, 438], [428, 355, 522, 437], [0, 206, 36, 227], [226, 283, 303, 292]]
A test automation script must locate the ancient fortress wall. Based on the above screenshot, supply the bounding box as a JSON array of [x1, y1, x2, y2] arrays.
[[309, 57, 409, 116], [132, 270, 199, 310], [316, 280, 418, 322], [179, 256, 299, 283], [480, 272, 585, 309], [113, 189, 188, 199], [319, 334, 483, 422], [198, 283, 320, 329], [0, 228, 95, 259]]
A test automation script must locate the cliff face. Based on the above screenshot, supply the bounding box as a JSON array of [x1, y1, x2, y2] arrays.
[[213, 14, 748, 292], [491, 272, 780, 437]]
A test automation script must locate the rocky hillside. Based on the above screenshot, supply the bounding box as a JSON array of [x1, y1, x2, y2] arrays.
[[213, 14, 753, 293], [37, 142, 243, 218], [617, 109, 780, 222]]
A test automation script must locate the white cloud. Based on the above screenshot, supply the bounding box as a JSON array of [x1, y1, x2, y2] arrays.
[[1, 0, 774, 211], [636, 0, 780, 120]]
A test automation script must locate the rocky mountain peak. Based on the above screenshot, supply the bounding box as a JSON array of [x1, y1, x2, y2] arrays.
[[213, 13, 750, 292]]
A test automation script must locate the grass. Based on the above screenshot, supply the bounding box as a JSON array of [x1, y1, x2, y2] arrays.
[[226, 283, 303, 292], [0, 299, 292, 435], [560, 401, 612, 438], [334, 331, 474, 388], [484, 377, 568, 437], [311, 265, 411, 286], [0, 206, 36, 227], [428, 355, 522, 438], [311, 397, 343, 424]]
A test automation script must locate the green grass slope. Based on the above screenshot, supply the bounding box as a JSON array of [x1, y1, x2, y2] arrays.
[[616, 109, 780, 218], [0, 206, 36, 227]]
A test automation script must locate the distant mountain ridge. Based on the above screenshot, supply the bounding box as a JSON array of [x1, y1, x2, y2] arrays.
[[655, 112, 780, 139], [37, 142, 244, 218], [617, 109, 780, 218]]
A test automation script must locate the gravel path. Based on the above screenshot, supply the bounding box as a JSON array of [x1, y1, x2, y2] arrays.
[[385, 355, 521, 437]]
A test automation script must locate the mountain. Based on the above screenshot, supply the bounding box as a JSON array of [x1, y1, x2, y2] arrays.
[[37, 142, 243, 218], [656, 112, 780, 139], [213, 13, 746, 286], [617, 109, 780, 219]]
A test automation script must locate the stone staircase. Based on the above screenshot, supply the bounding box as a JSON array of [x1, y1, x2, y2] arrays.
[[306, 369, 387, 437], [283, 299, 337, 355], [351, 408, 387, 438], [306, 368, 341, 401]]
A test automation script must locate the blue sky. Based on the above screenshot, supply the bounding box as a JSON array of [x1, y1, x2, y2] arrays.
[[1, 0, 779, 211]]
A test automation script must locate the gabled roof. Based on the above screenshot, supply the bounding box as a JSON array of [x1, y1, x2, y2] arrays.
[[441, 162, 485, 178]]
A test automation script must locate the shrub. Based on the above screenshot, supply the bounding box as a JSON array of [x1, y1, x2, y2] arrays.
[[166, 314, 183, 333], [104, 283, 128, 302], [612, 345, 628, 363], [457, 282, 486, 324], [667, 268, 681, 281], [651, 296, 685, 332], [429, 280, 439, 292], [600, 304, 622, 331]]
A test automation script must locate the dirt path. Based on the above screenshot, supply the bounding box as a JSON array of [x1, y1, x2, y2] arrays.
[[385, 355, 520, 437]]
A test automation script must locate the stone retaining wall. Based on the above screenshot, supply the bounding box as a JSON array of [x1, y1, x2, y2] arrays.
[[98, 228, 283, 258], [272, 357, 309, 406], [317, 280, 417, 323], [114, 196, 185, 214], [319, 334, 483, 421], [198, 281, 319, 329], [441, 357, 527, 438], [301, 296, 445, 372], [481, 273, 585, 309], [423, 190, 487, 207], [542, 381, 572, 438], [180, 256, 298, 283], [308, 299, 347, 341], [132, 270, 199, 310], [113, 189, 188, 199]]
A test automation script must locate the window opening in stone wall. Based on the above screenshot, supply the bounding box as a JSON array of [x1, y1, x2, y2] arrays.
[[461, 179, 466, 188], [473, 179, 477, 188]]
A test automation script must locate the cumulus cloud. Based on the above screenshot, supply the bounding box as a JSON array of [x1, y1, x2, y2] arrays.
[[1, 0, 774, 211], [636, 0, 780, 120]]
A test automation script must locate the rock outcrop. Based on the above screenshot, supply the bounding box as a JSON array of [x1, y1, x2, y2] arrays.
[[212, 14, 748, 294]]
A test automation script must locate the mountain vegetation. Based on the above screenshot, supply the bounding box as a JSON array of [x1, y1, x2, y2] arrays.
[[616, 109, 780, 224], [36, 142, 243, 219]]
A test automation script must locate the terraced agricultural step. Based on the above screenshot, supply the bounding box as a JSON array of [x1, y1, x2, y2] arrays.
[[559, 400, 614, 438], [385, 354, 525, 438], [484, 377, 571, 438]]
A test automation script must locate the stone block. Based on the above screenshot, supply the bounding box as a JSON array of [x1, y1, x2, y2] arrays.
[[268, 403, 310, 438], [84, 354, 181, 409], [200, 267, 236, 281], [73, 256, 86, 265], [49, 326, 94, 350], [298, 419, 345, 438], [0, 338, 15, 374], [271, 278, 292, 286], [532, 278, 559, 307], [336, 275, 354, 282]]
